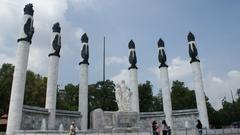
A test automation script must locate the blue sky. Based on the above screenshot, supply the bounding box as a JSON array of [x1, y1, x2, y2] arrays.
[[0, 0, 240, 109]]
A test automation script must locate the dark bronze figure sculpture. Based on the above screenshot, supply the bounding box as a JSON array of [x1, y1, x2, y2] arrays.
[[187, 32, 200, 63], [49, 23, 61, 57], [17, 4, 34, 44], [128, 40, 137, 69], [158, 38, 168, 68], [80, 33, 89, 65]]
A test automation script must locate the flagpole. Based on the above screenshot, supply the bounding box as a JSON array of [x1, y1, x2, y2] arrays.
[[103, 36, 106, 82]]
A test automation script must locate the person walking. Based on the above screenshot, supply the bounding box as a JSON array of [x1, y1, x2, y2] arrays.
[[152, 120, 160, 135], [162, 120, 168, 135], [196, 120, 203, 135]]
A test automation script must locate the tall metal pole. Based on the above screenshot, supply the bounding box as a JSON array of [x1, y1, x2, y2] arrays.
[[231, 90, 235, 103], [103, 36, 106, 82]]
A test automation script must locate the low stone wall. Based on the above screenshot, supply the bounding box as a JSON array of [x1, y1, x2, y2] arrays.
[[21, 105, 49, 130], [21, 105, 81, 130], [56, 109, 81, 130], [90, 108, 198, 130]]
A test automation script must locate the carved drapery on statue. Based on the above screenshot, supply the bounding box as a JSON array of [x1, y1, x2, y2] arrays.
[[187, 32, 200, 63], [80, 33, 89, 65], [49, 23, 61, 57], [158, 38, 168, 68], [128, 40, 137, 70], [17, 4, 34, 44], [115, 80, 132, 112]]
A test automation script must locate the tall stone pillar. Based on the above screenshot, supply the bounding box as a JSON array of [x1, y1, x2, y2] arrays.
[[157, 39, 173, 127], [79, 33, 89, 130], [187, 32, 209, 128], [6, 4, 34, 135], [128, 40, 139, 113], [45, 23, 61, 130]]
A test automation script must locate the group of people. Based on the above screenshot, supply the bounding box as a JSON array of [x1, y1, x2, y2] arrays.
[[69, 119, 203, 135], [152, 119, 203, 135], [152, 120, 171, 135]]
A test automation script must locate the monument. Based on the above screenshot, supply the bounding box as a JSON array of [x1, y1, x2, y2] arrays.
[[6, 4, 34, 135], [187, 32, 209, 128], [6, 3, 208, 134], [45, 22, 62, 130], [157, 38, 173, 127], [78, 33, 89, 130]]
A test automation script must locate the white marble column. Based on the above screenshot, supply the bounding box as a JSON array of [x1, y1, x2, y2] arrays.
[[6, 4, 34, 135], [128, 40, 139, 113], [191, 62, 209, 128], [157, 39, 173, 127], [129, 68, 139, 112], [79, 33, 89, 130], [45, 23, 61, 130], [159, 67, 173, 127], [187, 32, 209, 128]]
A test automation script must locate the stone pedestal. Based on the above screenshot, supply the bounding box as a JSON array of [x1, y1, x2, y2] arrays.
[[115, 112, 139, 128], [191, 62, 209, 128], [79, 64, 88, 130], [159, 67, 173, 127], [90, 109, 104, 129]]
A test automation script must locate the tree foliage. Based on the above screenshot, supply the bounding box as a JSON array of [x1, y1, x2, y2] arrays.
[[88, 80, 118, 111], [171, 80, 197, 110], [0, 64, 14, 115]]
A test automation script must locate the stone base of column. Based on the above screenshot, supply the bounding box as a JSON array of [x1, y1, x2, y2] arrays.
[[129, 68, 139, 113], [79, 64, 88, 130]]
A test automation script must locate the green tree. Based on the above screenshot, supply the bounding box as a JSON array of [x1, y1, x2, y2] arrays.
[[0, 64, 14, 115], [24, 71, 47, 107], [56, 84, 79, 110], [171, 80, 197, 110], [88, 80, 117, 111], [152, 89, 163, 111], [139, 81, 154, 112]]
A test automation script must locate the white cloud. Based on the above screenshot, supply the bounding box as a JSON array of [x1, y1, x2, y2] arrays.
[[168, 57, 191, 80], [106, 56, 128, 65], [204, 70, 240, 110], [148, 57, 191, 81], [111, 69, 129, 85], [211, 77, 223, 84]]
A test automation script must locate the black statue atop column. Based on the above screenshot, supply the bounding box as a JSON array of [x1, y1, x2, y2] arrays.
[[49, 23, 61, 57], [158, 38, 168, 68], [80, 33, 89, 65], [17, 4, 34, 44], [187, 32, 200, 63], [128, 40, 138, 69]]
